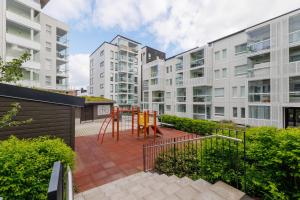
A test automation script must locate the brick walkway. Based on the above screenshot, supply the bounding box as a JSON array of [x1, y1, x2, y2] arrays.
[[74, 127, 189, 192]]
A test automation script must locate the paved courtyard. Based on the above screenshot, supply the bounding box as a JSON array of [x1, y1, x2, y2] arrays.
[[74, 125, 189, 192]]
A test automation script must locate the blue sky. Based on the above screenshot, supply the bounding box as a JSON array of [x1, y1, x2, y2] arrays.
[[44, 0, 300, 89]]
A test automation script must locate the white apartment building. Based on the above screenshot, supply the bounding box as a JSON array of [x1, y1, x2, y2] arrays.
[[142, 9, 300, 128], [89, 35, 141, 108], [0, 0, 69, 90]]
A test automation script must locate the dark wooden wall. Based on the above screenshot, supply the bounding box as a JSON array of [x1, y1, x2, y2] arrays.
[[0, 97, 75, 149]]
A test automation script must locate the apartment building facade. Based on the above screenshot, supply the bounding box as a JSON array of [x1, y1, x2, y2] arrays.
[[89, 35, 141, 107], [142, 9, 300, 128], [0, 0, 69, 90]]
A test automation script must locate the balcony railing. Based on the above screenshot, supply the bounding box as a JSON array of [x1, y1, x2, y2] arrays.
[[289, 91, 300, 102], [247, 39, 270, 52], [193, 95, 212, 103], [150, 71, 158, 77], [119, 55, 127, 61], [248, 63, 270, 78], [289, 30, 300, 44], [190, 59, 204, 68], [117, 77, 127, 82], [152, 97, 164, 102], [57, 52, 68, 60], [248, 93, 270, 103], [176, 77, 183, 86], [177, 96, 186, 102], [57, 35, 68, 44], [176, 63, 183, 71]]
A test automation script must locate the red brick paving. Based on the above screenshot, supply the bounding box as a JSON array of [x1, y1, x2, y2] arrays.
[[74, 127, 189, 192]]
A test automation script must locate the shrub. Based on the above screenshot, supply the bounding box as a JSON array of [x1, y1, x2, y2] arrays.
[[0, 136, 75, 199], [154, 126, 300, 199], [160, 115, 217, 135]]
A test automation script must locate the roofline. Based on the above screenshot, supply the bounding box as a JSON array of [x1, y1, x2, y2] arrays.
[[110, 35, 141, 45], [165, 47, 199, 60], [209, 8, 300, 44], [0, 83, 84, 107], [90, 42, 117, 56], [142, 45, 166, 55]]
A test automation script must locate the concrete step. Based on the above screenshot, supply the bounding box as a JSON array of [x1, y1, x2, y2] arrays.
[[208, 181, 246, 200], [75, 172, 249, 200]]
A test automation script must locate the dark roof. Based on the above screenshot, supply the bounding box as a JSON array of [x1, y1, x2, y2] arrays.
[[110, 35, 141, 45], [90, 42, 117, 56], [142, 45, 166, 54], [165, 47, 199, 60], [209, 8, 300, 44], [0, 83, 84, 107]]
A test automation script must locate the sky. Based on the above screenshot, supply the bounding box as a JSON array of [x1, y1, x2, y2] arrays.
[[43, 0, 300, 89]]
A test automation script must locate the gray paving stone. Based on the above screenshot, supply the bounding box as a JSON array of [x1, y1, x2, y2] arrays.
[[175, 185, 200, 200], [209, 181, 245, 200]]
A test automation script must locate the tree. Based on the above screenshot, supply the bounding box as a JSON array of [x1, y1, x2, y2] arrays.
[[0, 53, 32, 129]]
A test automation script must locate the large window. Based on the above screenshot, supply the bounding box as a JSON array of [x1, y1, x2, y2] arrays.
[[249, 106, 270, 119], [190, 68, 204, 78], [235, 43, 247, 55], [247, 25, 270, 52], [215, 107, 224, 116], [233, 107, 238, 118], [241, 107, 246, 118], [232, 87, 238, 97], [289, 13, 300, 44], [177, 104, 186, 113], [248, 79, 270, 103], [289, 46, 300, 62], [214, 88, 224, 97], [289, 76, 300, 102], [177, 88, 186, 102], [234, 65, 248, 76]]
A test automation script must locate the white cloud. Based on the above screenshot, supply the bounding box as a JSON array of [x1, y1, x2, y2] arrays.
[[68, 54, 90, 89]]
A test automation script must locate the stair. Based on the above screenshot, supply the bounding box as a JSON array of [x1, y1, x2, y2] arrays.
[[75, 172, 250, 200]]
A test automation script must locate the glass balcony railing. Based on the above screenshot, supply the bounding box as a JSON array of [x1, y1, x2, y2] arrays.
[[289, 30, 300, 44], [193, 95, 212, 102], [176, 77, 183, 86], [248, 93, 270, 103], [176, 63, 183, 71], [119, 55, 127, 61], [150, 71, 158, 77], [152, 97, 164, 102], [247, 39, 270, 52], [57, 35, 68, 44], [190, 59, 204, 68], [290, 91, 300, 102], [177, 96, 186, 102], [56, 52, 68, 60]]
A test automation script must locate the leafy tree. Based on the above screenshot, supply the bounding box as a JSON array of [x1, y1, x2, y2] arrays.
[[0, 53, 31, 128]]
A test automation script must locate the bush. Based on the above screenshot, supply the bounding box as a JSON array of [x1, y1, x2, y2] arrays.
[[154, 127, 300, 199], [0, 136, 75, 199], [160, 115, 217, 135]]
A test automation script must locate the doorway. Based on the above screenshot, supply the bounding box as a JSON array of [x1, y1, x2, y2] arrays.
[[285, 107, 300, 128]]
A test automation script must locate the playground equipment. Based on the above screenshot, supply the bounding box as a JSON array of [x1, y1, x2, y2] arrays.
[[97, 107, 157, 144]]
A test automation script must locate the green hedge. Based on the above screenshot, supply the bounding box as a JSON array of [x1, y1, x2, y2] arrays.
[[160, 115, 217, 135], [0, 136, 75, 199], [154, 126, 300, 199]]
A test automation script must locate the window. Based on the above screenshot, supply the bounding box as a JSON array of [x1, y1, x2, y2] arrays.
[[110, 84, 113, 92], [214, 69, 220, 79], [177, 104, 186, 113], [240, 86, 246, 97], [166, 79, 172, 86], [248, 79, 270, 103], [235, 43, 247, 54], [214, 88, 224, 97], [100, 61, 104, 68], [97, 105, 110, 115], [46, 42, 51, 52], [214, 51, 220, 61], [234, 65, 248, 76], [249, 106, 270, 119], [90, 59, 94, 67], [232, 87, 238, 97], [90, 87, 93, 94], [290, 76, 300, 102], [100, 84, 104, 89], [170, 65, 172, 72], [190, 68, 204, 78], [166, 105, 171, 111], [110, 50, 114, 59], [90, 77, 93, 85], [289, 46, 300, 62], [110, 73, 113, 81], [100, 50, 104, 57], [215, 107, 224, 116], [233, 107, 238, 118], [100, 73, 104, 78], [45, 76, 51, 85], [222, 49, 227, 59], [241, 108, 246, 118], [110, 62, 114, 70], [166, 66, 169, 73], [177, 88, 186, 102], [45, 58, 52, 70], [222, 68, 227, 78], [151, 78, 158, 85], [115, 52, 118, 60], [166, 92, 171, 99], [46, 24, 51, 35]]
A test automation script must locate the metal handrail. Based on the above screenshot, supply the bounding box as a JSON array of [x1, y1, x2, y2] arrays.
[[66, 166, 73, 200]]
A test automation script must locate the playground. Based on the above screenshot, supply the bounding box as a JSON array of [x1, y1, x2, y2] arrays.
[[73, 107, 189, 192]]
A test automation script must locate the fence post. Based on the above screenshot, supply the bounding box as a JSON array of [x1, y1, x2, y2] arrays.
[[131, 106, 134, 135], [143, 144, 146, 171], [112, 107, 115, 138], [143, 111, 146, 140], [48, 161, 63, 200], [137, 107, 140, 137], [243, 130, 247, 193], [153, 111, 157, 142], [117, 107, 120, 141]]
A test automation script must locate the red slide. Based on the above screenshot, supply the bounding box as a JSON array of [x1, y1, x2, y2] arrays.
[[97, 114, 112, 144]]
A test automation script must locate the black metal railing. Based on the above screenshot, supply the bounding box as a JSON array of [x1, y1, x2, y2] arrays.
[[143, 129, 246, 192], [47, 161, 73, 200]]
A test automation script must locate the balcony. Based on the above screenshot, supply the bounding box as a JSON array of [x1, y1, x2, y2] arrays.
[[247, 39, 270, 53], [193, 95, 212, 103], [152, 97, 164, 102], [176, 63, 183, 71], [56, 51, 68, 62], [119, 55, 127, 62], [176, 77, 183, 87], [289, 30, 300, 45], [6, 10, 41, 31], [150, 71, 158, 78], [248, 79, 270, 103], [56, 70, 68, 77], [190, 59, 204, 68], [248, 62, 270, 78], [57, 35, 68, 46], [248, 93, 270, 103], [116, 76, 127, 82]]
